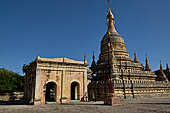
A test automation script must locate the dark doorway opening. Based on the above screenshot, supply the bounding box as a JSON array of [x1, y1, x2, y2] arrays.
[[71, 82, 80, 101], [45, 82, 57, 102]]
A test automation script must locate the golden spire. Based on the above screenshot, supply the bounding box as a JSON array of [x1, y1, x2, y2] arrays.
[[107, 8, 114, 20], [106, 0, 118, 34]]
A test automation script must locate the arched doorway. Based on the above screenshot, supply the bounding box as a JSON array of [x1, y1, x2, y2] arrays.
[[71, 82, 80, 101], [45, 82, 57, 103]]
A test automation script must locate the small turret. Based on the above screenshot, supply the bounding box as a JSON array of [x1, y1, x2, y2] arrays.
[[157, 60, 169, 82], [84, 53, 87, 65], [36, 56, 40, 60], [166, 63, 170, 72], [166, 63, 170, 81], [145, 56, 151, 71], [90, 52, 96, 72], [134, 51, 139, 63], [160, 60, 163, 71]]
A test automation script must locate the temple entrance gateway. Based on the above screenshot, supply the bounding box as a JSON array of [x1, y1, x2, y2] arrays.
[[24, 57, 88, 105], [71, 82, 80, 102], [45, 82, 57, 103]]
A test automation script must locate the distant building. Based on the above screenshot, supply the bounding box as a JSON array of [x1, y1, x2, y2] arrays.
[[24, 56, 88, 105]]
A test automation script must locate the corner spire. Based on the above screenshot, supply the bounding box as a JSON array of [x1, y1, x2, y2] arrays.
[[92, 51, 95, 61], [145, 55, 151, 71], [166, 63, 169, 71], [166, 62, 170, 81], [90, 51, 96, 72], [160, 60, 163, 71], [134, 50, 139, 63], [92, 51, 96, 66]]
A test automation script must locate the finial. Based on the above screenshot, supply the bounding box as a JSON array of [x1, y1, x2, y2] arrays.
[[107, 8, 114, 20], [37, 56, 40, 60], [108, 0, 110, 10], [145, 53, 147, 58], [134, 50, 136, 55]]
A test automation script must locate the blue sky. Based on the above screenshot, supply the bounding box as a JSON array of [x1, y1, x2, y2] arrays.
[[0, 0, 170, 74]]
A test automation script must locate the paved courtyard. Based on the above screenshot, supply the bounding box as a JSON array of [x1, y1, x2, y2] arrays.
[[1, 96, 170, 113]]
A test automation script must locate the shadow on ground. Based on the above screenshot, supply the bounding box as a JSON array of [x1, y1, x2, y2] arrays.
[[134, 103, 170, 105], [0, 99, 27, 105]]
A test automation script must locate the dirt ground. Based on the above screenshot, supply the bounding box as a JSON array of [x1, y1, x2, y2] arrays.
[[1, 96, 170, 113]]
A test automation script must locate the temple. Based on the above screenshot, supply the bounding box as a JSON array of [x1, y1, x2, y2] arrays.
[[88, 5, 170, 100]]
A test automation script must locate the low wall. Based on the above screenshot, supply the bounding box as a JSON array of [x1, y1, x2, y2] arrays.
[[0, 92, 24, 102]]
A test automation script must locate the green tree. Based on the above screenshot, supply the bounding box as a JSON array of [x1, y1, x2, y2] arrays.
[[0, 68, 25, 93]]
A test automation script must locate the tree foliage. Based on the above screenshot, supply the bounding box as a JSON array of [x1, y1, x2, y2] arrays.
[[22, 64, 28, 74], [0, 68, 24, 93]]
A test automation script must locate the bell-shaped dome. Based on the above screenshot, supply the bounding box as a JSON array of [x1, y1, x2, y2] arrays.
[[101, 33, 125, 44], [98, 9, 132, 64], [100, 33, 129, 60], [112, 36, 125, 43]]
